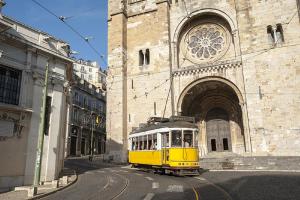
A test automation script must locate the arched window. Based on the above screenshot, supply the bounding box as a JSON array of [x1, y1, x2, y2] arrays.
[[139, 49, 150, 66], [139, 50, 144, 66], [145, 49, 150, 65], [267, 25, 275, 44], [276, 24, 284, 44]]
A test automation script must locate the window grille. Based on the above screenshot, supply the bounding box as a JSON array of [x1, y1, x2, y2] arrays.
[[0, 65, 21, 105]]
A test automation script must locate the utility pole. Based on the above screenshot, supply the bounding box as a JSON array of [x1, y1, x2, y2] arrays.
[[89, 111, 94, 161], [91, 112, 94, 158], [33, 62, 49, 187]]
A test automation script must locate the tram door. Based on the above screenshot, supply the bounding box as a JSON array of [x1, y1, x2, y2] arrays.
[[161, 132, 170, 165]]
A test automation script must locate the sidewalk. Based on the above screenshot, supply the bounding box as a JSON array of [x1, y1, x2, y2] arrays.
[[0, 156, 122, 200], [0, 169, 77, 200]]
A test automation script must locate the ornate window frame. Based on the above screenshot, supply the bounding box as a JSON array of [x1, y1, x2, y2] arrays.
[[179, 19, 231, 65]]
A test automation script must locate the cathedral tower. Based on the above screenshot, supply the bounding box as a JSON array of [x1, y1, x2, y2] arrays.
[[107, 0, 172, 162]]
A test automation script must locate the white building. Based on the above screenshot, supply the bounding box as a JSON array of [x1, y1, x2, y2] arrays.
[[73, 59, 106, 89], [0, 3, 72, 189]]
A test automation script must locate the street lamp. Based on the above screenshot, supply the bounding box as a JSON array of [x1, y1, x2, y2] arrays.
[[89, 111, 95, 161], [83, 110, 96, 161]]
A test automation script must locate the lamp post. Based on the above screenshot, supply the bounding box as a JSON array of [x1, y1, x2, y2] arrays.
[[90, 111, 94, 160], [86, 110, 96, 161], [33, 62, 49, 188]]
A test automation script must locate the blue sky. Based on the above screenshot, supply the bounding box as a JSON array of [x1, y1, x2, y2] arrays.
[[4, 0, 108, 68]]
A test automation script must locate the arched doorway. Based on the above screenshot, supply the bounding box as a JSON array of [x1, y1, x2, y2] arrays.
[[179, 79, 246, 156], [206, 108, 231, 152]]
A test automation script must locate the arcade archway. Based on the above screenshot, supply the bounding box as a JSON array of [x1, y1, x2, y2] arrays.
[[179, 79, 246, 156]]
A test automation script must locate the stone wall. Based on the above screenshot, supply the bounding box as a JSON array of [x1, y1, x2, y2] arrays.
[[107, 0, 300, 163], [237, 0, 300, 156]]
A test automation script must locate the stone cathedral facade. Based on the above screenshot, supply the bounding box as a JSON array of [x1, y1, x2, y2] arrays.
[[107, 0, 300, 168]]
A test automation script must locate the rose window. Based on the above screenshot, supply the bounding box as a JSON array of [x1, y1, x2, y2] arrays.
[[182, 23, 229, 64]]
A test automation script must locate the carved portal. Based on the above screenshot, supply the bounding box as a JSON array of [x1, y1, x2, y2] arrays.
[[179, 80, 245, 155]]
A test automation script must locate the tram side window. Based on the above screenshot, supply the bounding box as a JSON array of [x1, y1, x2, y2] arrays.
[[143, 136, 147, 150], [138, 136, 143, 150], [171, 130, 182, 147], [153, 134, 157, 150], [148, 134, 153, 150], [162, 132, 170, 147], [183, 130, 193, 147]]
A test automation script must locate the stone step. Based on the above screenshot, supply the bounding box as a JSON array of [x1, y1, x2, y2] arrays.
[[200, 156, 300, 170]]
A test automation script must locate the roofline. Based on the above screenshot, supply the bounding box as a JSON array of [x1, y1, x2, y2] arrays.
[[3, 15, 69, 44]]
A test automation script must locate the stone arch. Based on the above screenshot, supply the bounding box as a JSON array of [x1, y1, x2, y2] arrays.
[[172, 9, 240, 68], [177, 77, 246, 156], [173, 8, 237, 44], [177, 76, 244, 114]]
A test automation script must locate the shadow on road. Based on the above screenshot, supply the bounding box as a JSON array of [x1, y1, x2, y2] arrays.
[[198, 171, 300, 200], [63, 157, 122, 175]]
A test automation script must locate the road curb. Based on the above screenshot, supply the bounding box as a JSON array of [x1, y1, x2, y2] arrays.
[[28, 170, 78, 200], [208, 169, 300, 172]]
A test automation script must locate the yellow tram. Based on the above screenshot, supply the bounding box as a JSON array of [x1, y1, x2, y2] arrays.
[[128, 117, 200, 175]]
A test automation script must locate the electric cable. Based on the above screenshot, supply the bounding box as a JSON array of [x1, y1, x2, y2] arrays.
[[31, 0, 108, 67]]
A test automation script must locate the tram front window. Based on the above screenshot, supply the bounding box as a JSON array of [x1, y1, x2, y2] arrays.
[[171, 130, 182, 147], [183, 130, 193, 147], [132, 137, 137, 150]]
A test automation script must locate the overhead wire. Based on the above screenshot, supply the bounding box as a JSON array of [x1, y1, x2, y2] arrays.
[[74, 2, 300, 114], [31, 0, 108, 67], [108, 78, 171, 110], [60, 7, 99, 21]]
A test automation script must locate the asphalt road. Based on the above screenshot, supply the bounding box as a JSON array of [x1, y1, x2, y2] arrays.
[[41, 158, 300, 200]]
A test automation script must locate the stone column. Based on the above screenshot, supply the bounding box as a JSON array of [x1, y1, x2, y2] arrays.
[[241, 103, 252, 153], [41, 84, 64, 182], [24, 75, 43, 185]]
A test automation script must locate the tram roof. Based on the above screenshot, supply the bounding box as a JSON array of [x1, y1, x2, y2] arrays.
[[131, 121, 197, 134]]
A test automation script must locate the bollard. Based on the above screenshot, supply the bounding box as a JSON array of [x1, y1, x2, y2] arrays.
[[52, 180, 59, 188], [62, 176, 68, 185], [28, 186, 37, 197]]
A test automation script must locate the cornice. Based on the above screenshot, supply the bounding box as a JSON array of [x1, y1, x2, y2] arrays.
[[173, 60, 242, 77]]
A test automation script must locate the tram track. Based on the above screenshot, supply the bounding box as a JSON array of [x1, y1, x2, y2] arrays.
[[85, 171, 129, 200], [182, 177, 200, 200], [86, 173, 110, 200], [191, 176, 234, 200], [109, 173, 130, 200]]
